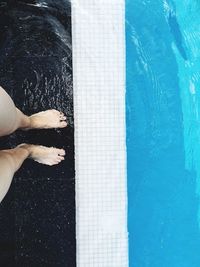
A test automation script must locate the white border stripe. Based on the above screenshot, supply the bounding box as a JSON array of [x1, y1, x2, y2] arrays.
[[72, 1, 128, 266]]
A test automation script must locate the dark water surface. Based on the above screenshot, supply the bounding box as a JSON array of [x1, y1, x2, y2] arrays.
[[0, 1, 75, 266]]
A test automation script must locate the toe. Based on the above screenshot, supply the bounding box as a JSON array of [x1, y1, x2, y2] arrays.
[[58, 149, 65, 156], [58, 156, 65, 161], [60, 115, 67, 120], [60, 121, 68, 128]]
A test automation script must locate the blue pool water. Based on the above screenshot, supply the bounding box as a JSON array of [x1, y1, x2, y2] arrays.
[[126, 1, 200, 266]]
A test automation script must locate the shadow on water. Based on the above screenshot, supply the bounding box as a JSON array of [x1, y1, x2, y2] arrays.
[[126, 1, 200, 266], [0, 1, 75, 266], [166, 0, 188, 61]]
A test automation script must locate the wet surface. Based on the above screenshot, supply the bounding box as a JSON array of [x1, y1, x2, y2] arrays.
[[0, 1, 75, 266]]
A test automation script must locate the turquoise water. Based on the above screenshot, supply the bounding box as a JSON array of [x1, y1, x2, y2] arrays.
[[126, 0, 200, 266]]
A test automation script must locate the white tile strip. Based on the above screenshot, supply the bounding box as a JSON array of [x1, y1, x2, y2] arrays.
[[72, 1, 128, 266]]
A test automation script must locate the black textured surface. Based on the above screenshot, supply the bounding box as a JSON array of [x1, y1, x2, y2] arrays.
[[0, 1, 75, 266]]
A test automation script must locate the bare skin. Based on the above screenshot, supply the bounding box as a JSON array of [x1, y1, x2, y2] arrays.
[[18, 144, 66, 165], [13, 108, 67, 132], [22, 109, 67, 130], [0, 86, 67, 203]]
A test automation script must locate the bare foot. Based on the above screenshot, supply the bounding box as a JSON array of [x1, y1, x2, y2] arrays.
[[25, 109, 67, 130], [19, 144, 65, 166]]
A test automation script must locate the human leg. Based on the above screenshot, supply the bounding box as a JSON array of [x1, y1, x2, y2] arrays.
[[0, 144, 65, 203], [0, 85, 67, 137]]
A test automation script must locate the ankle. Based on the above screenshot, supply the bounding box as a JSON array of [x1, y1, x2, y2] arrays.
[[16, 144, 32, 157], [16, 108, 31, 129], [21, 116, 31, 129]]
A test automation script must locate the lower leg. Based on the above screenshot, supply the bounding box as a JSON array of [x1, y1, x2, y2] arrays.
[[1, 86, 67, 136], [0, 144, 65, 203], [15, 108, 31, 129], [0, 146, 29, 203]]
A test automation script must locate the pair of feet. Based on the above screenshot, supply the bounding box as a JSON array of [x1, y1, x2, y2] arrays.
[[19, 109, 67, 166]]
